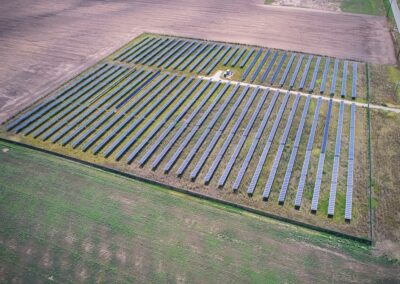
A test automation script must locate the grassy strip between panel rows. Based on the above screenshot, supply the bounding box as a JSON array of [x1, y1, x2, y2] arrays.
[[0, 137, 372, 245]]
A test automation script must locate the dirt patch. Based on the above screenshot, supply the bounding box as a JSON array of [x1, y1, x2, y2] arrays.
[[271, 0, 341, 12]]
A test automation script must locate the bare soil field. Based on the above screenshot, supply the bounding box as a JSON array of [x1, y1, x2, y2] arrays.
[[0, 0, 394, 123]]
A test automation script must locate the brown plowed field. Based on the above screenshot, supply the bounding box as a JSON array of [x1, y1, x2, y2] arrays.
[[0, 0, 395, 123]]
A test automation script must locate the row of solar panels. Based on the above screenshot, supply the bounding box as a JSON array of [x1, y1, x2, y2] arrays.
[[7, 69, 357, 219], [114, 35, 359, 98]]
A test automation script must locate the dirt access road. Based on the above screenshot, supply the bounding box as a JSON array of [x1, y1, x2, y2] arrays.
[[0, 0, 394, 123]]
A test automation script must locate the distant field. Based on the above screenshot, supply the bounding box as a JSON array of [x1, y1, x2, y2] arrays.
[[2, 34, 370, 240], [0, 140, 399, 283], [267, 0, 386, 16]]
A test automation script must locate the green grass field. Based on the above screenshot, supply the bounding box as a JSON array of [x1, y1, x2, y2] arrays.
[[0, 140, 399, 283], [341, 0, 386, 15]]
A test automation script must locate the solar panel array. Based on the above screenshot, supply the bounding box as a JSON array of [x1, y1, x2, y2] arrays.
[[328, 101, 344, 217], [6, 34, 364, 223], [345, 103, 356, 221], [311, 99, 333, 213]]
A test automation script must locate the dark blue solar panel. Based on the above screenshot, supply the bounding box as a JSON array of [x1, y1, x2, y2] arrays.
[[247, 91, 290, 196], [319, 57, 331, 94], [223, 46, 239, 66], [250, 50, 270, 83], [299, 55, 313, 90], [270, 52, 287, 85], [131, 38, 169, 63], [189, 43, 217, 72], [179, 43, 209, 71], [352, 63, 357, 99], [30, 66, 122, 138], [260, 50, 278, 83], [152, 81, 219, 170], [173, 42, 202, 69], [7, 63, 107, 131], [341, 61, 348, 97], [123, 37, 160, 62], [164, 41, 195, 68], [81, 73, 170, 151], [242, 49, 262, 81], [240, 48, 255, 68], [197, 44, 225, 74], [289, 54, 304, 89], [156, 40, 188, 67], [279, 53, 296, 87], [14, 64, 113, 133], [294, 97, 322, 208], [205, 46, 231, 75], [231, 48, 246, 67], [308, 56, 321, 92], [330, 58, 339, 95], [278, 95, 311, 203], [115, 36, 151, 61]]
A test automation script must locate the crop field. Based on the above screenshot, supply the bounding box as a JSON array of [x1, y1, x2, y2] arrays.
[[1, 34, 370, 239]]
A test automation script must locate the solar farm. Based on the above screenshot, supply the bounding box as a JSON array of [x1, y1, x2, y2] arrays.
[[2, 34, 370, 238]]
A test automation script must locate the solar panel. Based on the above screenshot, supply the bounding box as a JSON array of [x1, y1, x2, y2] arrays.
[[231, 48, 246, 67], [232, 89, 278, 189], [345, 103, 356, 220], [113, 77, 193, 161], [270, 52, 287, 85], [294, 97, 322, 208], [121, 37, 159, 62], [310, 99, 333, 212], [100, 75, 185, 157], [132, 38, 170, 63], [242, 49, 263, 81], [352, 62, 357, 99], [203, 85, 251, 184], [262, 94, 300, 199], [330, 58, 340, 95], [81, 73, 170, 151], [278, 97, 311, 203], [205, 46, 232, 75], [260, 50, 278, 83], [327, 101, 344, 216], [250, 50, 270, 83], [115, 36, 151, 61], [140, 39, 177, 65], [72, 111, 114, 148], [6, 63, 108, 131], [218, 87, 260, 187], [135, 78, 204, 164], [173, 42, 202, 69], [227, 89, 268, 190], [14, 65, 114, 134], [61, 108, 105, 146], [29, 66, 122, 138], [308, 56, 321, 92], [223, 46, 239, 66], [289, 54, 304, 89], [197, 44, 225, 73], [247, 91, 290, 196], [240, 48, 255, 68], [156, 40, 188, 67], [279, 53, 296, 87], [116, 70, 161, 109], [159, 81, 220, 172], [43, 68, 128, 141], [299, 55, 313, 90], [164, 41, 195, 68], [341, 61, 348, 97], [123, 38, 160, 62], [189, 43, 217, 72], [319, 57, 331, 94]]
